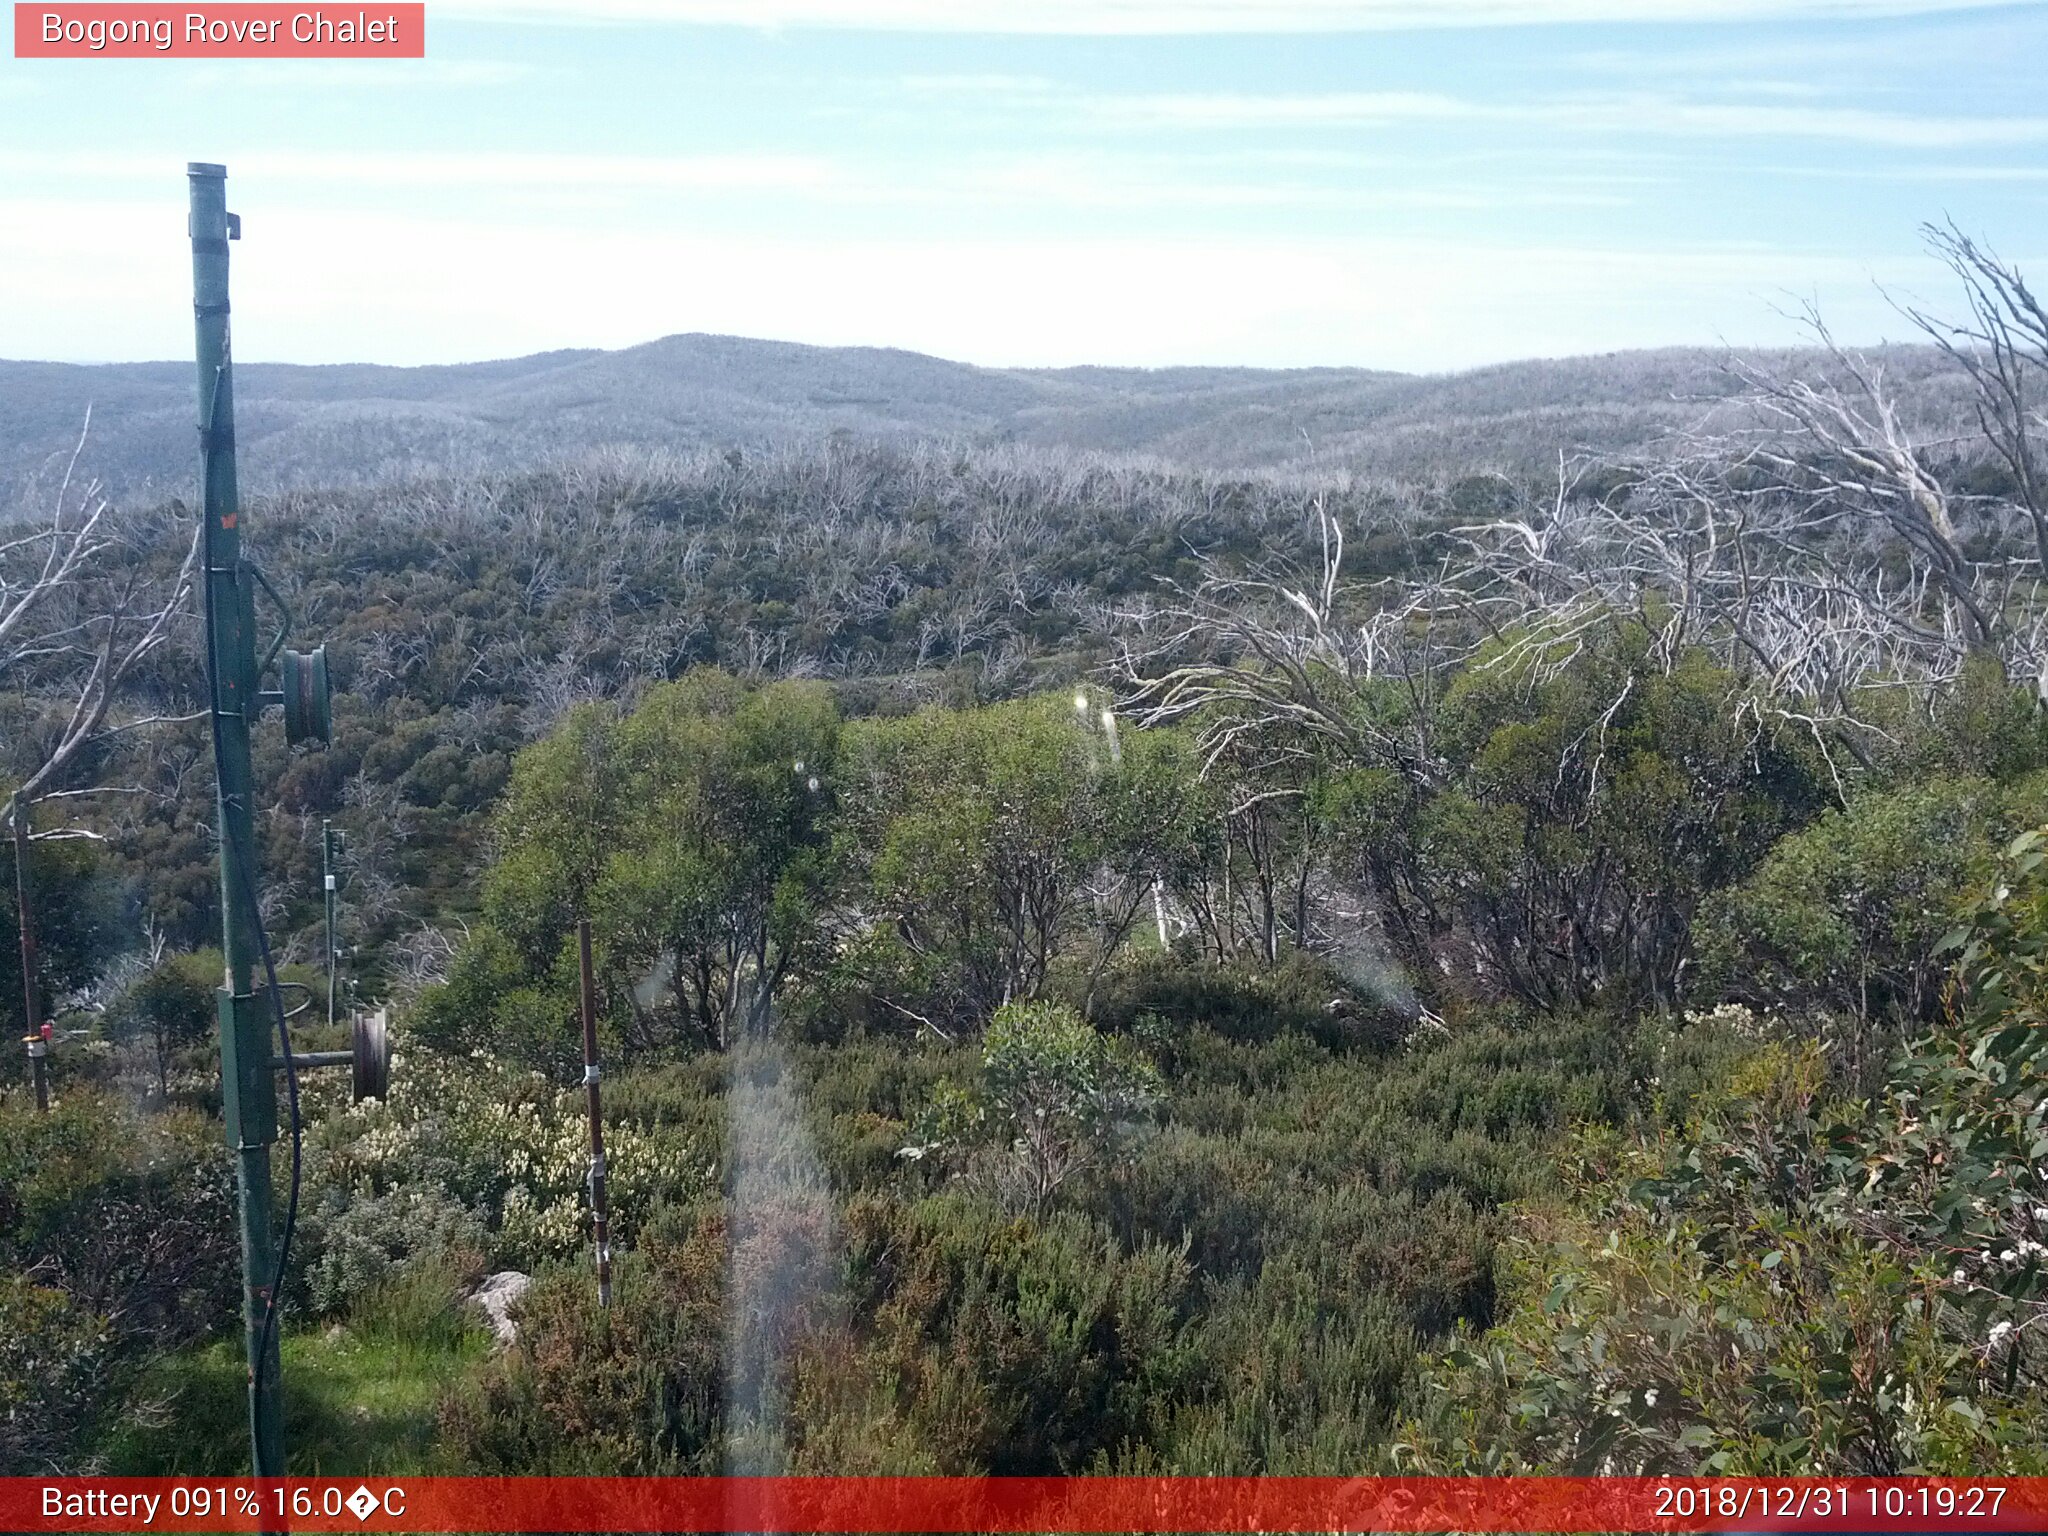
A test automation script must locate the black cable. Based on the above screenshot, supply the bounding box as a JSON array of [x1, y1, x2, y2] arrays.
[[198, 362, 304, 1438], [243, 855, 302, 1414]]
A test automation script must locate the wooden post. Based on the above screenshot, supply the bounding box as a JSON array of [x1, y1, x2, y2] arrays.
[[10, 804, 47, 1113], [12, 805, 40, 1029], [577, 920, 612, 1307]]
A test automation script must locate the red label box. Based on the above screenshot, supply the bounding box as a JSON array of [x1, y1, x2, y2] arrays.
[[14, 3, 425, 57], [8, 1476, 2048, 1533]]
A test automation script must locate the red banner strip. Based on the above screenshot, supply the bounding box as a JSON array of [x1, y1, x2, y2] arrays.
[[8, 1477, 2048, 1533], [13, 5, 425, 58]]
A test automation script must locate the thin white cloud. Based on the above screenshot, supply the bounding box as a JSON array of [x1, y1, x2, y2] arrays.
[[897, 73, 1063, 96], [862, 69, 2048, 149], [0, 144, 1631, 218], [1092, 91, 1478, 128], [439, 0, 2037, 31], [1083, 89, 2048, 148], [1767, 163, 2048, 181], [1635, 100, 2048, 147], [1, 149, 837, 191], [1566, 13, 2041, 79], [971, 152, 1633, 211], [176, 59, 535, 88]]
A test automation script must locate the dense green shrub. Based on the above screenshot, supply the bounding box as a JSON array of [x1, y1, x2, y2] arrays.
[[1693, 775, 2031, 1029], [1088, 947, 1404, 1052], [830, 694, 1208, 1033], [0, 1275, 115, 1474], [440, 1203, 728, 1473], [0, 833, 127, 1042], [1396, 828, 2048, 1475], [0, 1089, 236, 1471], [0, 1089, 236, 1356], [839, 1197, 1195, 1473], [1144, 1260, 1417, 1473], [307, 1044, 711, 1269], [417, 670, 842, 1063], [1419, 626, 1826, 1009], [1884, 651, 2048, 786], [294, 1181, 489, 1317], [904, 1000, 1161, 1217]]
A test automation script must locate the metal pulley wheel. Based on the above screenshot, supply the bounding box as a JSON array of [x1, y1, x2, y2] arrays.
[[281, 645, 331, 746]]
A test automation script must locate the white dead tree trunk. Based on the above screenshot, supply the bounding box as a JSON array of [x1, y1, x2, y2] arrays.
[[1116, 495, 1457, 787], [1451, 230, 2048, 769], [1905, 222, 2048, 692], [3, 417, 200, 1036]]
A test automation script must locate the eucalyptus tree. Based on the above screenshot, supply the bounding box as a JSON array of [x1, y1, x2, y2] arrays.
[[423, 669, 839, 1061], [833, 692, 1211, 1031]]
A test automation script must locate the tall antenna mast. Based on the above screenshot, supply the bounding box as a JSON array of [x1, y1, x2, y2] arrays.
[[191, 161, 350, 1480], [190, 160, 287, 1479]]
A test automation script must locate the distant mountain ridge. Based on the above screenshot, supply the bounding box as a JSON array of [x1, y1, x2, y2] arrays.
[[0, 332, 1971, 510]]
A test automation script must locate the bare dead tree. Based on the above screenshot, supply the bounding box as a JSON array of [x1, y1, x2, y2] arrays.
[[1901, 225, 2048, 691], [1447, 450, 1933, 788], [3, 463, 202, 825], [1112, 496, 1469, 982], [1732, 310, 2011, 663], [1448, 234, 2048, 766], [3, 418, 201, 1036], [387, 918, 466, 1001], [1116, 495, 1457, 789]]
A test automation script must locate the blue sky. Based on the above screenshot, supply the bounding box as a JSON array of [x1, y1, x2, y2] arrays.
[[3, 0, 2045, 370]]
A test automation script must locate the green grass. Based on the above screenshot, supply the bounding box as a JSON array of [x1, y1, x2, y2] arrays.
[[98, 1321, 488, 1476]]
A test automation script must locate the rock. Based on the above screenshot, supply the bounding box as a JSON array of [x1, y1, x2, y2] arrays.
[[469, 1270, 532, 1347]]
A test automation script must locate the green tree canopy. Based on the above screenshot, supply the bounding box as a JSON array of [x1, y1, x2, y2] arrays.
[[1, 831, 125, 1038], [418, 669, 839, 1060]]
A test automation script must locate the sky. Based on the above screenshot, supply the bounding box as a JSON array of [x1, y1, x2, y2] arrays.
[[2, 0, 2046, 372]]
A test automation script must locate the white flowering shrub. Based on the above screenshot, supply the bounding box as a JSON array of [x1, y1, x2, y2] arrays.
[[1680, 1002, 1773, 1041], [295, 1181, 487, 1316], [308, 1042, 712, 1272]]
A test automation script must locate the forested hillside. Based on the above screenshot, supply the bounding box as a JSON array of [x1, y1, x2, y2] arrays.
[[4, 231, 2045, 1480], [0, 334, 1977, 507]]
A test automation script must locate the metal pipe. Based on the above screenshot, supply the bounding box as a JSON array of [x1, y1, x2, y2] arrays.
[[578, 920, 612, 1307], [190, 160, 284, 1481], [24, 1035, 48, 1114], [269, 1051, 351, 1070]]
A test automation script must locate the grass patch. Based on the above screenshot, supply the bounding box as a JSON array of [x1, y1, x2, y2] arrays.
[[99, 1317, 488, 1475]]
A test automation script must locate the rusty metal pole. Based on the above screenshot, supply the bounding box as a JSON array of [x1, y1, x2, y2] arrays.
[[577, 920, 612, 1307]]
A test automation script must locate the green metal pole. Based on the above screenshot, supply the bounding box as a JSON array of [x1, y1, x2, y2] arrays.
[[190, 161, 285, 1479]]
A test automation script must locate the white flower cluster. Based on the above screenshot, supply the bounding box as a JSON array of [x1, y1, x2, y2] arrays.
[[318, 1043, 711, 1265], [1681, 1002, 1775, 1041]]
